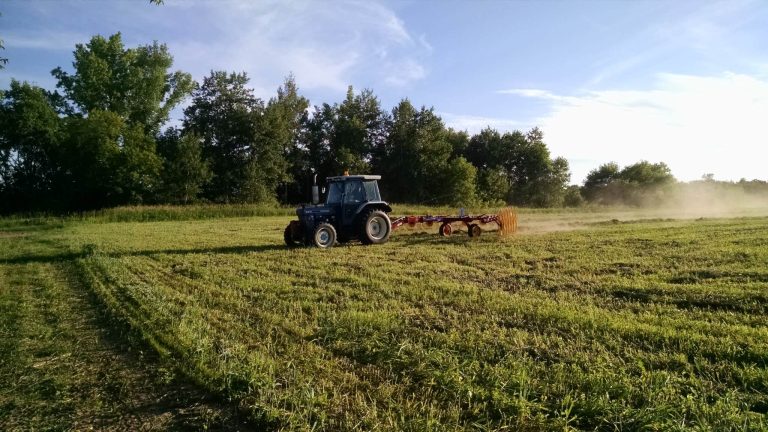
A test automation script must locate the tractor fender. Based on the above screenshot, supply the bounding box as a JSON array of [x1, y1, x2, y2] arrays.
[[353, 201, 392, 217]]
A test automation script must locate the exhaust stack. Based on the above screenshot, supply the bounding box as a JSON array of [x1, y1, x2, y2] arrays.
[[311, 174, 319, 204]]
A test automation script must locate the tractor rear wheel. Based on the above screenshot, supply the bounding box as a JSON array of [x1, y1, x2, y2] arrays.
[[312, 223, 337, 248], [359, 209, 391, 245]]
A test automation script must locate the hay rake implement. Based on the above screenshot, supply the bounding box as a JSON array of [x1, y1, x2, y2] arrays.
[[390, 207, 518, 238]]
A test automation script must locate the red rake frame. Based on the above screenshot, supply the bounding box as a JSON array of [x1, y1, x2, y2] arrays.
[[390, 208, 517, 237]]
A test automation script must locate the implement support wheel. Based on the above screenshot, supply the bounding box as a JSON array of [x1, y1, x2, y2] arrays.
[[468, 224, 482, 238], [439, 222, 453, 237]]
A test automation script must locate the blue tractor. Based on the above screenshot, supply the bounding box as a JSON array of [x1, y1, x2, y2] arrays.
[[284, 175, 393, 248]]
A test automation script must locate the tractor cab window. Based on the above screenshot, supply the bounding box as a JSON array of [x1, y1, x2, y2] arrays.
[[326, 182, 343, 204], [363, 180, 380, 201], [343, 181, 365, 204]]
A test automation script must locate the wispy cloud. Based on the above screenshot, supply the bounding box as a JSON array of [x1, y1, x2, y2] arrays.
[[5, 0, 429, 96], [584, 0, 762, 87], [165, 0, 430, 95], [385, 60, 426, 87], [505, 72, 768, 182], [440, 112, 522, 134], [497, 88, 566, 102], [3, 31, 89, 51]]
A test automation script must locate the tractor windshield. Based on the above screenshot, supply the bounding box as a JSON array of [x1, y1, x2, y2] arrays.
[[325, 181, 344, 204], [343, 181, 365, 204]]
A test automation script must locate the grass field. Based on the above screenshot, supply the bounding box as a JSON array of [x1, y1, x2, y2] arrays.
[[2, 206, 767, 430]]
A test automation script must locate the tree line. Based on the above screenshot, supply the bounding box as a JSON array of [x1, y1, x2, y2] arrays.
[[0, 33, 575, 212], [580, 162, 768, 207], [3, 34, 766, 213]]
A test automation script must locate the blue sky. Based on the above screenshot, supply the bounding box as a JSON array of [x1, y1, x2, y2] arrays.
[[2, 0, 767, 183]]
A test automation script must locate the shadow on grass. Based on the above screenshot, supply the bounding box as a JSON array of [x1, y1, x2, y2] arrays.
[[127, 244, 287, 258], [0, 244, 287, 265], [393, 231, 468, 246]]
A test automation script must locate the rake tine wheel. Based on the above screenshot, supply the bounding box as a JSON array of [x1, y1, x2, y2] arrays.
[[496, 207, 518, 236]]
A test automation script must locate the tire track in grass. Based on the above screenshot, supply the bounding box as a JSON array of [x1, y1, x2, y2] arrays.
[[0, 250, 253, 430]]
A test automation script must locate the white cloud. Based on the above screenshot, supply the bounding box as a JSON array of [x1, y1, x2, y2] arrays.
[[385, 60, 426, 87], [580, 0, 762, 87], [418, 34, 433, 53], [165, 0, 430, 95], [3, 31, 88, 51], [440, 112, 522, 134], [497, 88, 565, 101], [507, 72, 768, 183]]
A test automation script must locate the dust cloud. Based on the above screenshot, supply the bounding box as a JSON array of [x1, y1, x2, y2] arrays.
[[392, 182, 768, 237]]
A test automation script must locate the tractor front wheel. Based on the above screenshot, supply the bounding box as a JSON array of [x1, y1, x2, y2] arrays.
[[313, 223, 337, 248], [284, 222, 303, 247], [359, 210, 391, 245]]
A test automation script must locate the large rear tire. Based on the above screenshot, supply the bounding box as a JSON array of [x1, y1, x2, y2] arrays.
[[312, 223, 337, 248], [359, 209, 391, 245]]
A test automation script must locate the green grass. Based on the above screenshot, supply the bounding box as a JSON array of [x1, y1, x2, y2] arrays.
[[0, 221, 251, 430], [2, 207, 768, 430]]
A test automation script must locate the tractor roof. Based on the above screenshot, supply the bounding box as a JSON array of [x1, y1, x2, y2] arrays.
[[326, 175, 381, 182]]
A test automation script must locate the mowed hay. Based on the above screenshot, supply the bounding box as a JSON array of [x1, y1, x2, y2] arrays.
[[10, 211, 768, 431]]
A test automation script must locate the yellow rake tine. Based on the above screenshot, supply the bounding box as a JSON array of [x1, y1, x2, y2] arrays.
[[496, 207, 518, 236]]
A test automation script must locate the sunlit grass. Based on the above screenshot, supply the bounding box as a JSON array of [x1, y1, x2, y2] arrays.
[[40, 211, 767, 430]]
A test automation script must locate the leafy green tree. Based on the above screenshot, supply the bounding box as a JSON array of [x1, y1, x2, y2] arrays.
[[62, 110, 124, 207], [581, 162, 620, 202], [114, 125, 162, 203], [262, 75, 309, 202], [443, 156, 478, 207], [28, 33, 192, 208], [332, 86, 386, 175], [563, 185, 584, 207], [506, 128, 562, 206], [618, 160, 674, 186], [156, 129, 210, 204], [582, 161, 675, 205], [303, 86, 385, 186], [463, 127, 571, 207], [445, 128, 470, 159], [0, 38, 7, 70], [414, 108, 465, 203], [1, 13, 8, 69], [302, 102, 335, 182], [184, 71, 277, 203], [476, 167, 510, 204], [0, 81, 63, 210], [52, 33, 192, 134], [465, 127, 506, 170], [59, 110, 161, 207], [616, 161, 675, 205], [374, 99, 419, 201], [374, 99, 476, 205], [464, 128, 514, 204], [526, 156, 570, 207]]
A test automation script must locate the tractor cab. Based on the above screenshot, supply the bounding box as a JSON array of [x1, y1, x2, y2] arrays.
[[284, 175, 393, 248], [323, 175, 384, 225]]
